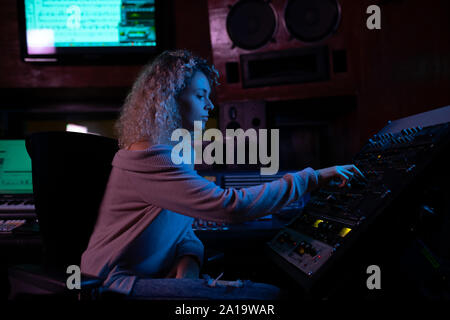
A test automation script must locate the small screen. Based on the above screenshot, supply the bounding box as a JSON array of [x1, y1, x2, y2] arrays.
[[0, 140, 33, 194], [24, 0, 156, 54]]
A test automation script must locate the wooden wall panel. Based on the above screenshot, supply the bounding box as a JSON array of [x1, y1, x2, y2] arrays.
[[356, 0, 450, 148], [173, 0, 213, 62]]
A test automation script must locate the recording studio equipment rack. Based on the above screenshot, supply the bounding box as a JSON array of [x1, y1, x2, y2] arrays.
[[267, 106, 450, 293]]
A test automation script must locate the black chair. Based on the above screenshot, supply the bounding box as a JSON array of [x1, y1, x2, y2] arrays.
[[8, 131, 119, 300]]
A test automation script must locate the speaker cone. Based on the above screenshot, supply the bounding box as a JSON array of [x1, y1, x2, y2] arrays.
[[226, 0, 277, 50], [284, 0, 340, 42]]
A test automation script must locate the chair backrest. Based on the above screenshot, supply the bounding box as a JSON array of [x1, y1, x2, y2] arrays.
[[26, 131, 119, 269]]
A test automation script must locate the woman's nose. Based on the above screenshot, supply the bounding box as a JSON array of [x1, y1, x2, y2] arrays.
[[206, 99, 214, 111]]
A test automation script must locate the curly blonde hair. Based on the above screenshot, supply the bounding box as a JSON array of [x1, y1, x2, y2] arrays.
[[116, 50, 219, 148]]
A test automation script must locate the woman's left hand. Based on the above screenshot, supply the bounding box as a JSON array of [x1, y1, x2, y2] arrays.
[[166, 255, 200, 279]]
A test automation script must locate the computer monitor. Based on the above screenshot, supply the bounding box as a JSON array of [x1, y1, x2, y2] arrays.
[[0, 140, 33, 195], [17, 0, 173, 63]]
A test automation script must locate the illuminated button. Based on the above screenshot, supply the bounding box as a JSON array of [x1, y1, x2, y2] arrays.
[[313, 219, 324, 228], [339, 227, 352, 237]]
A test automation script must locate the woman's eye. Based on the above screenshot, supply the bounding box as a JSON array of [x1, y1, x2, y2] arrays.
[[197, 95, 204, 99]]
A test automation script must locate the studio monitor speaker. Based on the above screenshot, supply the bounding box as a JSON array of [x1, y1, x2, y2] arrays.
[[219, 100, 266, 133], [218, 100, 266, 170], [207, 0, 361, 102]]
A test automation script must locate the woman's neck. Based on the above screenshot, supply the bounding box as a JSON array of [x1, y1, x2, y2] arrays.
[[126, 129, 198, 151], [126, 140, 150, 151]]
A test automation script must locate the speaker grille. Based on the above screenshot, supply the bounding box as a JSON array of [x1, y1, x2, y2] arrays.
[[226, 0, 277, 50], [284, 0, 340, 42]]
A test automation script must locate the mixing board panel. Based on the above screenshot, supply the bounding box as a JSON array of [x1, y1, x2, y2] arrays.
[[268, 117, 450, 290]]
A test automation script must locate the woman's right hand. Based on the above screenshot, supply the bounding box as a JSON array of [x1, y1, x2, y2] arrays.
[[315, 165, 365, 188]]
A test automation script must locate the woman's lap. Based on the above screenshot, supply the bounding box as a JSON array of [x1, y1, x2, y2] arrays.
[[130, 278, 281, 300]]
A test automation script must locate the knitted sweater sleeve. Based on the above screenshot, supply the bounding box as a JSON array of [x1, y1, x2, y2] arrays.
[[175, 225, 205, 267], [125, 163, 319, 224]]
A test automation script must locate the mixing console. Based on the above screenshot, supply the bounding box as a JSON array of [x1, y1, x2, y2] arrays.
[[268, 119, 450, 290]]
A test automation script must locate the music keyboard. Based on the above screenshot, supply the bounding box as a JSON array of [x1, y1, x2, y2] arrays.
[[0, 197, 36, 218]]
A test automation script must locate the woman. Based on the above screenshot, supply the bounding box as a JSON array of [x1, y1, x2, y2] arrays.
[[81, 50, 364, 299]]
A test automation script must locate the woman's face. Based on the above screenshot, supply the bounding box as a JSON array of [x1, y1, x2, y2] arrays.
[[178, 71, 214, 131]]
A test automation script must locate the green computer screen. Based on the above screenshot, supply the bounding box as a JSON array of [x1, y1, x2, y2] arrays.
[[0, 140, 33, 194], [24, 0, 156, 50]]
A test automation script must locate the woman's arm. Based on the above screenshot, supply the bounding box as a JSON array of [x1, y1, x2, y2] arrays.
[[126, 165, 318, 224], [170, 255, 200, 279], [122, 147, 363, 223]]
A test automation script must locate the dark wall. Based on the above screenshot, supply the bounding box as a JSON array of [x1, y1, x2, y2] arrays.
[[356, 0, 450, 146]]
